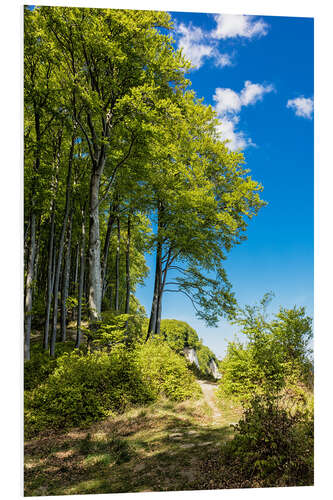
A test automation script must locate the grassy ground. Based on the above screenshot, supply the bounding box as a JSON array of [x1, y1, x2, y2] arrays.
[[24, 389, 242, 496]]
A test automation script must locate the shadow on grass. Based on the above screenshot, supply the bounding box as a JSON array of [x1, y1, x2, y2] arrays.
[[24, 407, 234, 497]]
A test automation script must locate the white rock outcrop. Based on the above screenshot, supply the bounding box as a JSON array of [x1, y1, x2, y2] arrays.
[[208, 358, 222, 379], [183, 347, 200, 369]]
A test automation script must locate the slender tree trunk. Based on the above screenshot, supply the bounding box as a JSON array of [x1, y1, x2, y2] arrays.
[[76, 209, 86, 348], [50, 133, 74, 356], [155, 247, 172, 335], [24, 110, 41, 360], [71, 243, 79, 320], [43, 205, 55, 350], [24, 211, 36, 361], [88, 170, 102, 321], [146, 239, 162, 340], [125, 214, 131, 314], [101, 202, 117, 301], [33, 217, 41, 286], [60, 212, 73, 341], [114, 216, 120, 311], [155, 248, 163, 335]]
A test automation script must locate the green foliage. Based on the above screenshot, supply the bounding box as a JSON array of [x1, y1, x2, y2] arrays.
[[25, 347, 153, 437], [136, 339, 202, 401], [213, 298, 314, 487], [160, 319, 219, 378], [196, 342, 219, 376], [160, 319, 200, 352], [218, 299, 313, 403], [222, 394, 314, 487], [25, 337, 201, 438], [24, 349, 57, 392], [82, 311, 147, 349], [24, 341, 84, 391], [186, 360, 217, 382]]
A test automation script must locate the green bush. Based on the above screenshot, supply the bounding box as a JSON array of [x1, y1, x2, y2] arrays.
[[160, 318, 219, 377], [25, 347, 153, 438], [24, 350, 57, 391], [217, 302, 313, 404], [24, 341, 82, 391], [216, 340, 286, 404], [160, 319, 200, 352], [136, 339, 202, 401], [223, 394, 314, 487], [25, 338, 202, 438]]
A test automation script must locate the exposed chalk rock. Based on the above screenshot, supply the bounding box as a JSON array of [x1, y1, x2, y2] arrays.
[[183, 347, 200, 369], [208, 358, 222, 379]]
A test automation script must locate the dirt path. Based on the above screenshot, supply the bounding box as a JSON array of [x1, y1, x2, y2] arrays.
[[25, 385, 244, 496], [198, 380, 223, 425]]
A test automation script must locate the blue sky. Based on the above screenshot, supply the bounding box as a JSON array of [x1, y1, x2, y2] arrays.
[[136, 12, 314, 358]]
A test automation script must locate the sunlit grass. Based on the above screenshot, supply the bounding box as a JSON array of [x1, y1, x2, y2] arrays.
[[24, 395, 234, 496]]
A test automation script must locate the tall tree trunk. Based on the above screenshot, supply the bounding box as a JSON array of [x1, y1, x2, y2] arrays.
[[24, 211, 36, 361], [114, 216, 120, 311], [43, 205, 55, 350], [88, 171, 102, 321], [71, 243, 79, 320], [33, 217, 41, 286], [60, 212, 73, 341], [101, 201, 117, 301], [24, 110, 41, 360], [125, 214, 131, 314], [50, 133, 74, 357], [146, 239, 162, 340], [155, 247, 172, 335], [155, 247, 163, 335], [76, 209, 86, 348]]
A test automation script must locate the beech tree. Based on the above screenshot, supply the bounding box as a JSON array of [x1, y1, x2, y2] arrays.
[[40, 6, 189, 323], [24, 6, 265, 358], [146, 94, 265, 337]]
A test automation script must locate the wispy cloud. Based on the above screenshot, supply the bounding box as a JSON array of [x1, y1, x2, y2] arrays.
[[212, 14, 269, 40], [287, 97, 314, 119], [176, 22, 232, 69], [213, 81, 274, 150], [174, 14, 269, 70]]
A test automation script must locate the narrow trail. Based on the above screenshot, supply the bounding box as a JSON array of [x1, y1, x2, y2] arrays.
[[197, 380, 223, 425]]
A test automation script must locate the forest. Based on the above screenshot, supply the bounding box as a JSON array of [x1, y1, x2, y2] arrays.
[[24, 6, 314, 495]]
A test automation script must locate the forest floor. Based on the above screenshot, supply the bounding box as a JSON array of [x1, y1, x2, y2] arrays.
[[24, 381, 242, 496]]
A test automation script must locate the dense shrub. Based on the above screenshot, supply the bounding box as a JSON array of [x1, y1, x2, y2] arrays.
[[136, 339, 202, 401], [216, 340, 287, 404], [196, 343, 219, 377], [25, 347, 153, 437], [223, 394, 314, 487], [160, 319, 200, 352], [25, 339, 201, 438], [24, 341, 83, 391], [210, 299, 314, 488], [160, 318, 219, 377], [217, 301, 313, 404], [187, 360, 217, 382]]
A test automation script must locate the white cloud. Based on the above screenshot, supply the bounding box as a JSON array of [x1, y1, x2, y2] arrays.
[[177, 23, 213, 69], [175, 14, 269, 71], [213, 81, 274, 151], [216, 116, 252, 151], [213, 51, 234, 68], [287, 97, 314, 119], [240, 80, 274, 106], [213, 88, 242, 114], [212, 14, 268, 40], [175, 22, 234, 70]]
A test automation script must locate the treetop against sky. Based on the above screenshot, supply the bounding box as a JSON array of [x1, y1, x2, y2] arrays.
[[136, 11, 313, 358], [25, 6, 313, 359]]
